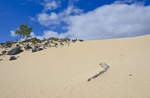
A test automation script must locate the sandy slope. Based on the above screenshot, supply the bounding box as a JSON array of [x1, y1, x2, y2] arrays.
[[0, 35, 150, 98]]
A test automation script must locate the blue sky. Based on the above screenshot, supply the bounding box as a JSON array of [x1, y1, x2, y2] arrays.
[[0, 0, 150, 42]]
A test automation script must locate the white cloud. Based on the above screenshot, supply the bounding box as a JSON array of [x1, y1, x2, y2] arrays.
[[38, 5, 82, 26], [29, 16, 36, 22], [37, 31, 59, 39], [30, 32, 36, 38], [115, 0, 146, 5], [43, 0, 59, 11], [65, 4, 150, 40], [37, 2, 150, 40], [64, 5, 82, 15], [32, 31, 70, 40], [10, 30, 17, 37], [38, 12, 59, 26], [58, 5, 83, 24], [115, 0, 136, 3]]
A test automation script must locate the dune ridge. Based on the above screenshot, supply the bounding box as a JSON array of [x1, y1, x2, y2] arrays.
[[0, 35, 150, 98]]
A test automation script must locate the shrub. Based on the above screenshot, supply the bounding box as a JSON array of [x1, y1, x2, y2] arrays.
[[49, 37, 59, 41], [19, 41, 24, 45], [15, 23, 33, 40], [31, 38, 38, 44], [5, 41, 14, 48], [62, 37, 71, 42]]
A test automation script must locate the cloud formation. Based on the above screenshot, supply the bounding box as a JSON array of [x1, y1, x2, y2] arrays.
[[36, 1, 150, 40], [66, 4, 150, 40], [10, 30, 17, 37], [31, 31, 70, 40], [42, 0, 59, 11], [38, 12, 59, 26], [56, 4, 146, 40], [115, 0, 146, 5], [38, 4, 82, 26]]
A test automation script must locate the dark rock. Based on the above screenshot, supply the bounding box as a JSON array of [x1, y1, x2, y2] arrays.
[[54, 43, 58, 48], [60, 42, 64, 46], [72, 40, 77, 43], [9, 56, 17, 61], [0, 59, 3, 61], [7, 45, 23, 55], [32, 45, 43, 53], [1, 50, 7, 55], [32, 49, 36, 52], [79, 40, 84, 42], [43, 41, 51, 48], [24, 44, 32, 50]]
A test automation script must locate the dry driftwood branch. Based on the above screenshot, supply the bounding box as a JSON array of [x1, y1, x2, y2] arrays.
[[87, 63, 109, 81]]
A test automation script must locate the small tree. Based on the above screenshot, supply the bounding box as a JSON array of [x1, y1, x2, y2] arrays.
[[15, 23, 33, 40]]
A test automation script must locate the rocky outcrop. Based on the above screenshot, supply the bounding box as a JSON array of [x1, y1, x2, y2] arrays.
[[0, 50, 7, 56], [7, 45, 23, 55], [9, 56, 17, 61], [79, 40, 84, 42], [32, 45, 43, 53], [0, 38, 84, 61], [72, 40, 77, 43], [24, 44, 32, 50]]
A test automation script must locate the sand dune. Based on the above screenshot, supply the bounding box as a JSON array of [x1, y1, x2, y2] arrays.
[[0, 35, 150, 98]]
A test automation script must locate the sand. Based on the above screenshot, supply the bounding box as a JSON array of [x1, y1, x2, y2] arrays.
[[0, 35, 150, 98]]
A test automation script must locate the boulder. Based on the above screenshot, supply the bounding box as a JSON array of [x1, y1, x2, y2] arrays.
[[0, 50, 7, 55], [54, 43, 58, 48], [24, 44, 32, 50], [72, 40, 77, 43], [9, 56, 17, 61], [7, 45, 23, 55], [32, 45, 43, 53], [79, 40, 84, 42], [43, 41, 50, 47]]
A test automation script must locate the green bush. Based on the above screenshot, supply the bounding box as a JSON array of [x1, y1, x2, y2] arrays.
[[49, 37, 59, 41], [19, 41, 24, 45], [5, 41, 14, 48], [31, 38, 38, 44], [62, 37, 71, 41]]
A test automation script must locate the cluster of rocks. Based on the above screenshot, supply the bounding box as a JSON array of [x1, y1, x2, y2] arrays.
[[0, 38, 84, 61], [7, 45, 23, 55]]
